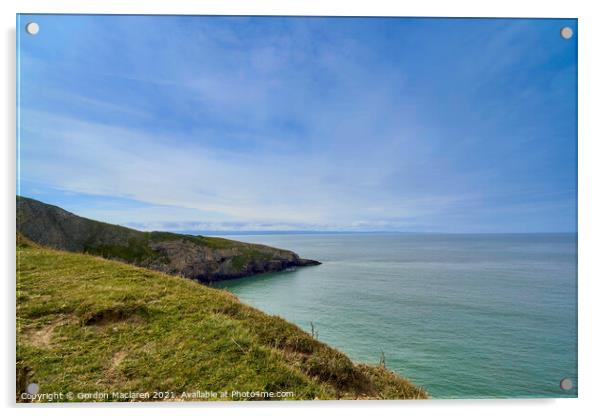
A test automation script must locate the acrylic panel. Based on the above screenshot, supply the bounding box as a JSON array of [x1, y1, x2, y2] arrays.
[[16, 14, 577, 402]]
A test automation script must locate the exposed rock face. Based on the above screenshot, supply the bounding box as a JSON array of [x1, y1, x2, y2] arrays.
[[16, 196, 320, 283], [146, 239, 319, 281]]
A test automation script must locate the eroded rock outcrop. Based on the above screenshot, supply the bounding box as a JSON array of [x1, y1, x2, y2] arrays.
[[17, 196, 320, 283]]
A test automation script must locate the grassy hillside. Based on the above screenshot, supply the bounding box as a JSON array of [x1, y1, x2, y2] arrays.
[[17, 196, 320, 283], [16, 237, 426, 402]]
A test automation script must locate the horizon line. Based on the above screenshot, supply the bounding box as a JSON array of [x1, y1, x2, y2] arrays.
[[178, 230, 577, 236]]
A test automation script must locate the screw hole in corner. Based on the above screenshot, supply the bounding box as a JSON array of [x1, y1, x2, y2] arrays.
[[25, 22, 40, 36], [559, 377, 573, 391], [560, 26, 573, 40]]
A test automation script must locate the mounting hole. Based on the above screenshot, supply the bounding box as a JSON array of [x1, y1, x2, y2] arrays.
[[25, 22, 40, 35], [560, 27, 573, 40], [560, 377, 573, 391], [26, 383, 39, 394]]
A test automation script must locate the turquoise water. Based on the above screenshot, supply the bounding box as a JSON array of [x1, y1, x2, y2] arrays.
[[213, 233, 577, 398]]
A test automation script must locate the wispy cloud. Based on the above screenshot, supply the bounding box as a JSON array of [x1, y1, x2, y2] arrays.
[[17, 16, 577, 232]]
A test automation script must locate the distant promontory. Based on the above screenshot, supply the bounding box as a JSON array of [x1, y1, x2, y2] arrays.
[[16, 196, 320, 283]]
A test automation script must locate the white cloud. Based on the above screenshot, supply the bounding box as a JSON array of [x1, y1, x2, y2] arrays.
[[19, 108, 477, 230]]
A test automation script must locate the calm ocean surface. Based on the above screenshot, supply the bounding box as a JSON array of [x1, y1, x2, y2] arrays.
[[213, 233, 577, 398]]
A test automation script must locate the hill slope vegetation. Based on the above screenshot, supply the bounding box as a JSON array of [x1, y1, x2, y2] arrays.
[[16, 196, 319, 283], [16, 237, 426, 401]]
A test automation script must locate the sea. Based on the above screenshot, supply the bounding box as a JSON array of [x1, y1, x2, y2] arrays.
[[212, 233, 577, 398]]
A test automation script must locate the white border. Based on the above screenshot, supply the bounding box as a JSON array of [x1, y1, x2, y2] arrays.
[[2, 1, 601, 416]]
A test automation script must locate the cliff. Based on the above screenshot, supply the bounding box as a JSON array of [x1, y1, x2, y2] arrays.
[[16, 196, 320, 283], [16, 238, 426, 401]]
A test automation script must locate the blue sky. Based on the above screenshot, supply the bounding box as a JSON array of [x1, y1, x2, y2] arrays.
[[17, 16, 577, 233]]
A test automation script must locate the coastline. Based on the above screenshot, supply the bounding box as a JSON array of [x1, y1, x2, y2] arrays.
[[16, 239, 427, 401]]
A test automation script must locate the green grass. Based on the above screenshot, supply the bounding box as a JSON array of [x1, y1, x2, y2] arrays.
[[82, 230, 262, 267], [16, 238, 427, 402], [148, 231, 239, 250], [83, 232, 243, 265], [83, 238, 165, 265]]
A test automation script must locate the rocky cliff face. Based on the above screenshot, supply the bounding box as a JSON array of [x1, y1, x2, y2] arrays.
[[16, 196, 320, 283]]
